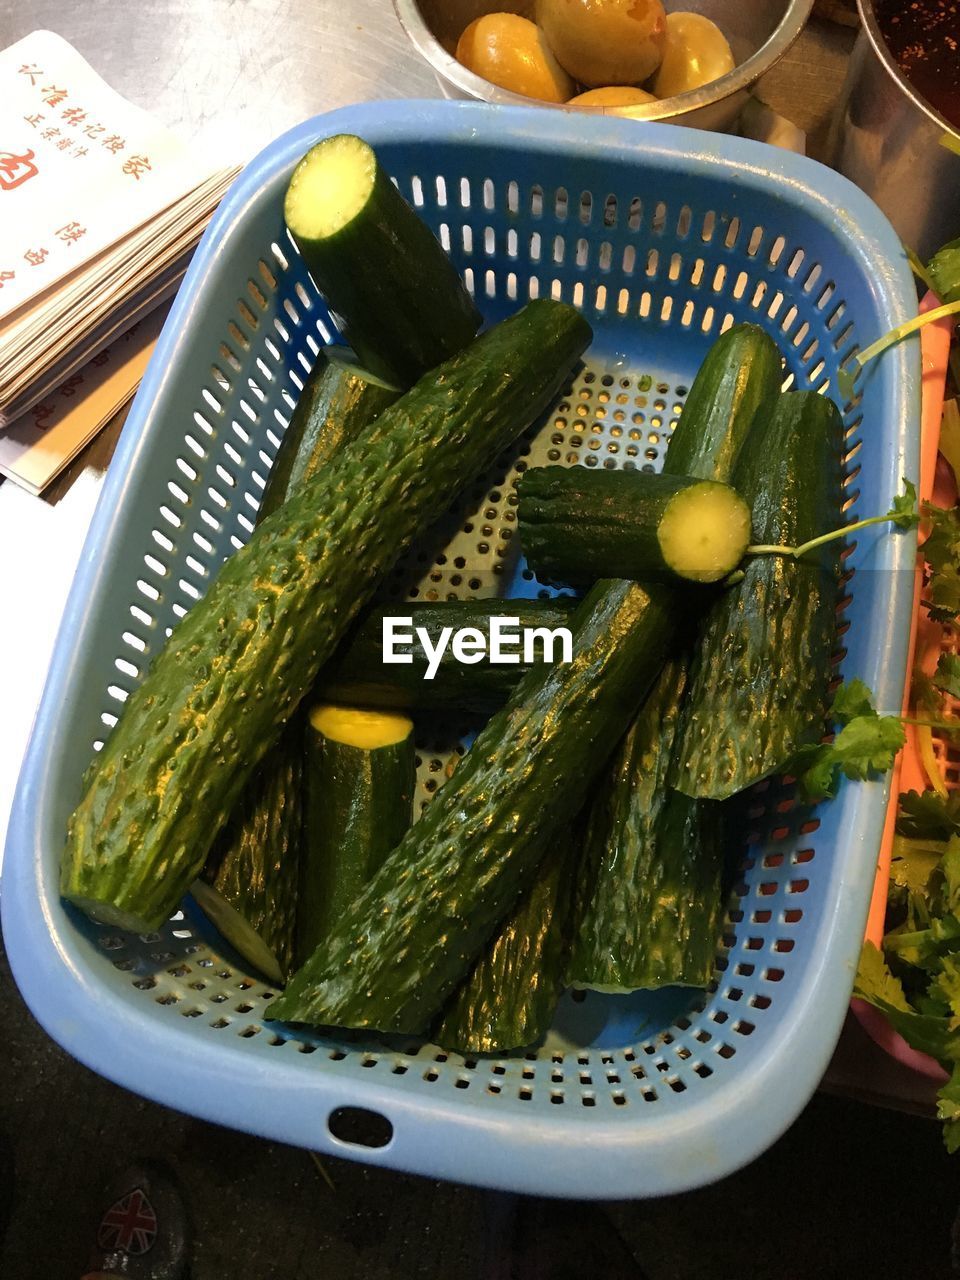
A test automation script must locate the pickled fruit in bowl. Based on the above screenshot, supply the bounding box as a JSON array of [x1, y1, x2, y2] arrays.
[[568, 86, 658, 108], [650, 11, 735, 97], [535, 0, 667, 88], [455, 12, 575, 103]]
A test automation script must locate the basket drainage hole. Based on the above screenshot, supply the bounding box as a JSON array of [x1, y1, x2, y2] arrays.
[[327, 1106, 393, 1149]]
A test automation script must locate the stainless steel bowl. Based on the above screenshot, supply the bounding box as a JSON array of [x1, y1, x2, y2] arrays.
[[393, 0, 814, 133], [829, 0, 960, 261]]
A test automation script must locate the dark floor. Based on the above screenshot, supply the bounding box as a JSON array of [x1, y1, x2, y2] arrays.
[[2, 934, 957, 1280]]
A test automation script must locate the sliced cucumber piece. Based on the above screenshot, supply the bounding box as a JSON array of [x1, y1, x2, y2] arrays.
[[284, 134, 482, 388], [519, 467, 751, 585]]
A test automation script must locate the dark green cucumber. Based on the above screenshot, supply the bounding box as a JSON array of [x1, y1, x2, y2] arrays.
[[297, 704, 416, 965], [435, 836, 575, 1054], [669, 390, 844, 799], [284, 134, 481, 388], [569, 324, 784, 988], [258, 358, 399, 522], [62, 298, 591, 933], [568, 659, 724, 991], [191, 726, 302, 985], [519, 467, 752, 585], [267, 578, 678, 1034], [320, 597, 579, 714], [662, 323, 782, 482]]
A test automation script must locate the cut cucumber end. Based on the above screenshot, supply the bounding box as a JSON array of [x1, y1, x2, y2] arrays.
[[308, 702, 414, 749], [284, 134, 377, 242], [657, 480, 752, 583], [190, 880, 285, 986]]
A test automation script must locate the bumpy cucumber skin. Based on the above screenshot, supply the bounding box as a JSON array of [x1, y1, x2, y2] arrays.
[[435, 839, 573, 1054], [257, 360, 399, 522], [61, 300, 592, 933], [670, 391, 844, 799], [286, 138, 482, 388], [267, 579, 678, 1034], [662, 323, 783, 482], [518, 467, 744, 584], [568, 325, 784, 987], [200, 726, 302, 980], [320, 598, 579, 714], [297, 721, 415, 967]]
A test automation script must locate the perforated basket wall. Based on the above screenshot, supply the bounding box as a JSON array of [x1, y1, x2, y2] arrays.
[[3, 102, 919, 1199]]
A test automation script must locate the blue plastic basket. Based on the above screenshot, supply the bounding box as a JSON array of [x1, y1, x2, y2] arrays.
[[3, 101, 920, 1199]]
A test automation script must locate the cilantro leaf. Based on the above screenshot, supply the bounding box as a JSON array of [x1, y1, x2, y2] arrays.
[[794, 714, 904, 802], [929, 236, 960, 305], [923, 503, 960, 622], [854, 942, 958, 1062], [932, 955, 960, 1029], [831, 677, 876, 725], [890, 836, 943, 896], [935, 654, 960, 699], [944, 837, 960, 915], [832, 714, 905, 780], [938, 1065, 960, 1154], [855, 941, 913, 1012], [898, 789, 960, 840], [887, 478, 921, 530]]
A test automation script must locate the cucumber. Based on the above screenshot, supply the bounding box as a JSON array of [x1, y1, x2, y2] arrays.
[[567, 659, 724, 991], [568, 325, 784, 988], [297, 704, 416, 965], [190, 727, 302, 985], [267, 578, 678, 1034], [62, 298, 592, 933], [435, 836, 574, 1054], [285, 134, 482, 388], [320, 597, 579, 714], [662, 323, 783, 482], [669, 390, 844, 799], [257, 357, 399, 522], [518, 467, 752, 585]]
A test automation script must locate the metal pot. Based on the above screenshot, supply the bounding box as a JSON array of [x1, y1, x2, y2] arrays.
[[393, 0, 814, 133], [829, 0, 960, 261]]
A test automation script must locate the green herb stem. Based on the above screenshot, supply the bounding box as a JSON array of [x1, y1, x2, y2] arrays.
[[746, 512, 906, 560]]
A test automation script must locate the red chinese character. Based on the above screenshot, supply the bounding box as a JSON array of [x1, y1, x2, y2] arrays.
[[90, 350, 111, 368], [73, 146, 89, 159], [102, 134, 125, 154], [23, 247, 48, 266], [0, 270, 16, 288], [62, 107, 87, 127], [56, 137, 73, 152], [0, 149, 39, 191], [83, 122, 105, 139], [42, 85, 68, 107], [31, 401, 54, 427], [19, 63, 42, 86], [122, 153, 151, 181], [56, 221, 86, 244], [41, 126, 60, 140], [23, 113, 43, 129], [58, 374, 85, 398]]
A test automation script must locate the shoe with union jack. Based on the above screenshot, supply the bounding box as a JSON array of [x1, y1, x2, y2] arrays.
[[81, 1160, 190, 1280]]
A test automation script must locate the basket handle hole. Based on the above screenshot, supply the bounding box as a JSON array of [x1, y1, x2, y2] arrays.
[[327, 1106, 393, 1149]]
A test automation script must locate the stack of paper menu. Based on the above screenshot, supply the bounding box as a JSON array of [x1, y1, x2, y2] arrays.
[[0, 30, 239, 490]]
